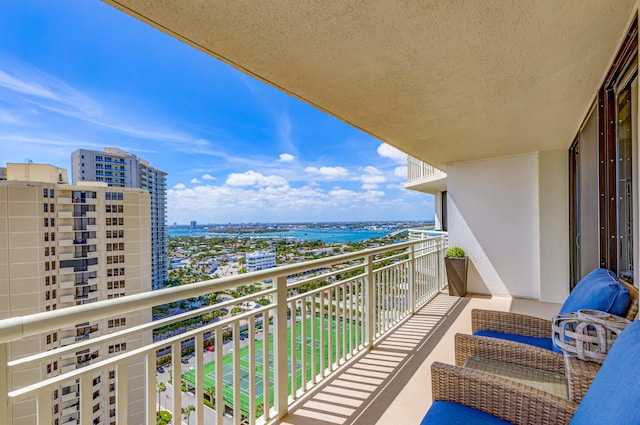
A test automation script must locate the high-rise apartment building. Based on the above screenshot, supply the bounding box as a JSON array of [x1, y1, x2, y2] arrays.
[[71, 148, 168, 289], [0, 163, 151, 425]]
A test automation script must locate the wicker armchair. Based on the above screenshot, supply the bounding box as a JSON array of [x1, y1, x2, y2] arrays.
[[472, 278, 638, 336], [455, 333, 595, 403], [421, 321, 640, 425], [457, 271, 639, 404], [426, 362, 577, 425]]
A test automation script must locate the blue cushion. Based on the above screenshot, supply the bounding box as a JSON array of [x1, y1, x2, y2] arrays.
[[421, 401, 514, 425], [570, 321, 640, 425], [560, 268, 630, 317], [473, 330, 554, 351]]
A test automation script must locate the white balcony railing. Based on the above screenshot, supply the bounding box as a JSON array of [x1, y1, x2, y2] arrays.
[[0, 234, 447, 425], [407, 156, 445, 183]]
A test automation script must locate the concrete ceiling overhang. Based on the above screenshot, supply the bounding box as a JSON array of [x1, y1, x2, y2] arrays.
[[103, 1, 637, 169]]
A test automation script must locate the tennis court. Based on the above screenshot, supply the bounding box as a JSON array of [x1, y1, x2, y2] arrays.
[[181, 316, 361, 416]]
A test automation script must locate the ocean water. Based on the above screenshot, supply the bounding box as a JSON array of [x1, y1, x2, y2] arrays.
[[166, 228, 391, 243]]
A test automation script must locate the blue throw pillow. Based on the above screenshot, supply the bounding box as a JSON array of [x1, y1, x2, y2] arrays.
[[560, 268, 630, 317]]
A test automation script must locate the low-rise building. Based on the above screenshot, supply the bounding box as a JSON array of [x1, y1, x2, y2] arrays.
[[245, 250, 276, 272]]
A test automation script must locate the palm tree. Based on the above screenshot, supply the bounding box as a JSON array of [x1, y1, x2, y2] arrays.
[[205, 386, 215, 406], [156, 382, 166, 415], [182, 405, 195, 425]]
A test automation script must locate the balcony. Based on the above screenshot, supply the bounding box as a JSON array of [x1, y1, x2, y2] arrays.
[[404, 156, 447, 195], [57, 238, 74, 247], [61, 391, 79, 403], [58, 294, 76, 304], [59, 279, 76, 290], [58, 252, 74, 261], [0, 234, 561, 424]]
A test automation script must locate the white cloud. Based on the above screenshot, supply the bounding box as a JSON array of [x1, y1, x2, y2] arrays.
[[190, 178, 201, 184], [358, 166, 386, 189], [173, 183, 186, 190], [362, 183, 379, 190], [386, 183, 406, 190], [377, 143, 407, 164], [202, 174, 216, 180], [278, 153, 295, 162], [167, 182, 396, 221], [305, 166, 348, 179], [394, 166, 408, 177], [361, 174, 386, 184], [226, 170, 288, 187]]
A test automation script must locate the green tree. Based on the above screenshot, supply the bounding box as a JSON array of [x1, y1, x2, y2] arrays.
[[156, 382, 166, 416], [182, 405, 196, 425]]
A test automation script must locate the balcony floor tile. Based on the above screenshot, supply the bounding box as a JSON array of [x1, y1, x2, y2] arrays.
[[280, 293, 560, 425]]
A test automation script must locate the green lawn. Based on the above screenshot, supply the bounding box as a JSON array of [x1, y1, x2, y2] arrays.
[[181, 314, 362, 415]]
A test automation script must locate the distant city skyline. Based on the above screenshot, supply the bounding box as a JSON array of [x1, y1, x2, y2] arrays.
[[0, 0, 435, 223]]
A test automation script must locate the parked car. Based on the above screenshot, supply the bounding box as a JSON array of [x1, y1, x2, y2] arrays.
[[206, 345, 214, 352], [156, 366, 165, 374], [181, 358, 189, 364]]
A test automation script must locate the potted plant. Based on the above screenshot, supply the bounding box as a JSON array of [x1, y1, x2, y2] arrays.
[[445, 246, 468, 296]]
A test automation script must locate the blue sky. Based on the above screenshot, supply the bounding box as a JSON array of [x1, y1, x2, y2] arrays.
[[0, 0, 434, 224]]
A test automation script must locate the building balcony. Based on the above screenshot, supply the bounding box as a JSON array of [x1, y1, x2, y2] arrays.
[[404, 155, 447, 195], [58, 252, 74, 261], [60, 404, 79, 417], [57, 225, 74, 233], [57, 238, 74, 247], [61, 391, 79, 403], [57, 211, 73, 219], [58, 279, 76, 290], [58, 294, 76, 304], [0, 233, 561, 425]]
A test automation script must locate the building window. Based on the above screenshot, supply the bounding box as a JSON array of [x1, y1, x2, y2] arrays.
[[51, 232, 55, 241], [43, 188, 48, 198]]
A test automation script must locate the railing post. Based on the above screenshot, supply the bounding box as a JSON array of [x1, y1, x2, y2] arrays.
[[0, 343, 8, 425], [409, 245, 416, 315], [365, 254, 375, 349], [438, 236, 446, 291], [274, 276, 289, 419]]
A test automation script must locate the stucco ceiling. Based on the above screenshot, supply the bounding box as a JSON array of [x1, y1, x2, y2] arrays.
[[103, 1, 637, 169]]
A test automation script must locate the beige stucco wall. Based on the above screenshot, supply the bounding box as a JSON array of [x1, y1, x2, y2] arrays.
[[538, 149, 570, 303], [447, 151, 569, 303]]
